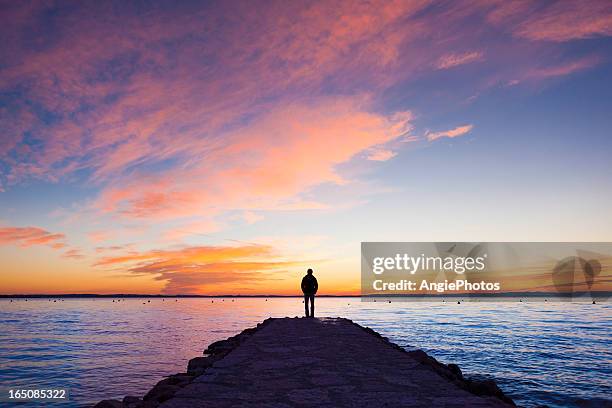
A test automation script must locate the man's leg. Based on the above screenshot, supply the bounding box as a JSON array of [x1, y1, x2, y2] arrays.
[[310, 294, 315, 317], [304, 295, 309, 317]]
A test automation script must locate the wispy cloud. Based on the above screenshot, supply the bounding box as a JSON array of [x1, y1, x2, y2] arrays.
[[436, 51, 483, 69], [526, 56, 600, 79], [94, 99, 413, 220], [242, 211, 264, 225], [163, 219, 221, 242], [367, 149, 397, 162], [0, 226, 66, 249], [3, 0, 607, 213], [63, 248, 85, 259], [489, 1, 612, 42], [426, 124, 474, 142]]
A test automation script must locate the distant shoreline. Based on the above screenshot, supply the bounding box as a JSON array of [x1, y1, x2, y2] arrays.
[[1, 291, 609, 298]]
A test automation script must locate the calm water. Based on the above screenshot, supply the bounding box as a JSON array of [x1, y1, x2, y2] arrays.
[[0, 298, 610, 408]]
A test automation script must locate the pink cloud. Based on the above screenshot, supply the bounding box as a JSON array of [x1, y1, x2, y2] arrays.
[[526, 56, 599, 79], [484, 1, 612, 42], [95, 245, 127, 254], [88, 230, 112, 243], [0, 1, 426, 189], [516, 3, 612, 42], [436, 51, 484, 69], [163, 219, 221, 242], [0, 226, 66, 249], [367, 149, 397, 161], [242, 211, 264, 225], [426, 124, 474, 142], [1, 0, 609, 229], [63, 249, 85, 259], [95, 99, 413, 219]]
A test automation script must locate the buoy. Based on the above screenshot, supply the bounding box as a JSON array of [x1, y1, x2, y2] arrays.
[[457, 301, 461, 304]]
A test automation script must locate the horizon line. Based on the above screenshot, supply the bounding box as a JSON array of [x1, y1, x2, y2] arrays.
[[1, 291, 609, 298]]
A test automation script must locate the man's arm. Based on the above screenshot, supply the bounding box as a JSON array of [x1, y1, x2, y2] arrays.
[[313, 277, 318, 293], [301, 277, 306, 292]]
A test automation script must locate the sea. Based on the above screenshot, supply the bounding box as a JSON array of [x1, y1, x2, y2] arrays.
[[0, 297, 610, 407]]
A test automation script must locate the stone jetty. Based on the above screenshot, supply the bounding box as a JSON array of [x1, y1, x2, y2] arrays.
[[94, 317, 515, 407]]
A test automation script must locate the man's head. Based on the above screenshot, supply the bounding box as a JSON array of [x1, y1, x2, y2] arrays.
[[307, 268, 313, 275]]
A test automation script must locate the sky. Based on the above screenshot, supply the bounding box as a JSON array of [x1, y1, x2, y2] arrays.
[[1, 0, 611, 295]]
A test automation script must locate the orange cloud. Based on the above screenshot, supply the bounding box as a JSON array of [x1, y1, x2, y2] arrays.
[[95, 244, 300, 294], [0, 226, 66, 249], [436, 51, 483, 69], [426, 124, 474, 142]]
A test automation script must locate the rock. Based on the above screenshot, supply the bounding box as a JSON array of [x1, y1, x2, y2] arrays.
[[93, 399, 123, 408], [143, 384, 181, 403], [155, 374, 193, 387], [168, 374, 193, 384], [447, 363, 463, 379], [406, 349, 430, 363], [467, 379, 515, 405], [138, 400, 160, 408], [187, 356, 217, 375], [123, 396, 141, 404]]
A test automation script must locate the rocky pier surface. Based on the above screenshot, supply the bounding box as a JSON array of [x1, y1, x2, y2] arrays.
[[94, 317, 515, 408]]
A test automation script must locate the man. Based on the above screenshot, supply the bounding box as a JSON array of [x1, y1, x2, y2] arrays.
[[301, 268, 318, 317]]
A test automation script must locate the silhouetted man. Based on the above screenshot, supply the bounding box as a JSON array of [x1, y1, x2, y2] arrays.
[[301, 268, 318, 317]]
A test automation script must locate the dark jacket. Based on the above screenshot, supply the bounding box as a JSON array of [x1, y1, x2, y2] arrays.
[[301, 274, 318, 295]]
